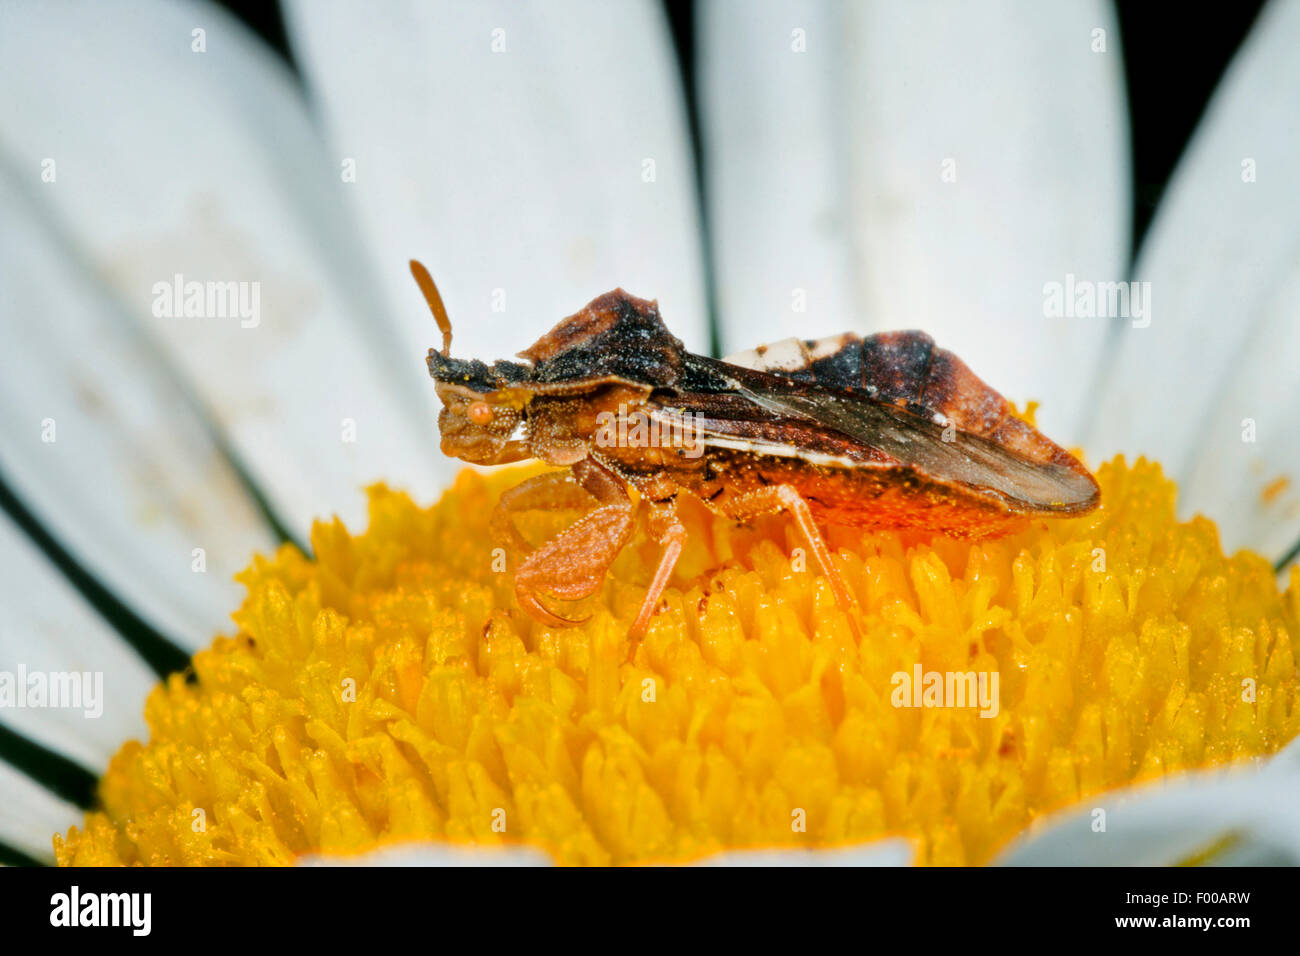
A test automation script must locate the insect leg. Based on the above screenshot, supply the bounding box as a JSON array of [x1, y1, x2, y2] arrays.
[[723, 484, 862, 636], [510, 459, 637, 627], [490, 469, 599, 558], [628, 498, 688, 640]]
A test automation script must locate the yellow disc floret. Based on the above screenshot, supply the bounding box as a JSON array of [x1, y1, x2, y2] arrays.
[[56, 457, 1300, 865]]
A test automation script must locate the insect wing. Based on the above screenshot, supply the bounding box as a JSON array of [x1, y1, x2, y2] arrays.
[[717, 366, 1098, 514]]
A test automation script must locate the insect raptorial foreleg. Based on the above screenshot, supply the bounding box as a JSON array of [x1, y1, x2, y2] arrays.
[[490, 469, 601, 559], [722, 484, 861, 634], [507, 458, 637, 628], [628, 498, 688, 640]]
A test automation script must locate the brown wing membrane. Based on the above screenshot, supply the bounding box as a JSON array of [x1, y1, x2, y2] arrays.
[[683, 350, 1099, 514]]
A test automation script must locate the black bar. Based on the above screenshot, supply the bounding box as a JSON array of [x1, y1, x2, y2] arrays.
[[0, 864, 1280, 943]]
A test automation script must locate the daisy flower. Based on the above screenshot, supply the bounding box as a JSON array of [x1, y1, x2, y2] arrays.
[[0, 0, 1297, 866]]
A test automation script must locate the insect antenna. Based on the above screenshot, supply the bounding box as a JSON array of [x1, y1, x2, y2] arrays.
[[409, 259, 453, 356]]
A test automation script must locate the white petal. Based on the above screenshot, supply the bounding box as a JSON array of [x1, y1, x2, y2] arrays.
[[0, 0, 445, 537], [701, 0, 1129, 442], [1179, 259, 1300, 564], [0, 512, 154, 768], [696, 839, 913, 866], [0, 764, 80, 864], [299, 843, 553, 866], [0, 169, 275, 650], [283, 0, 711, 370], [996, 741, 1300, 866], [700, 1, 859, 356], [1085, 0, 1300, 492], [301, 836, 911, 866]]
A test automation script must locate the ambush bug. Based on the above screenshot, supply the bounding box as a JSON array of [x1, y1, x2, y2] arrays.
[[412, 260, 1099, 638]]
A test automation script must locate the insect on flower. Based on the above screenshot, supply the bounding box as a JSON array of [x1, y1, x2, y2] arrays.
[[413, 260, 1100, 638]]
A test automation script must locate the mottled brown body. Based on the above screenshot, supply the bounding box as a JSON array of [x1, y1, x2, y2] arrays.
[[413, 260, 1099, 638]]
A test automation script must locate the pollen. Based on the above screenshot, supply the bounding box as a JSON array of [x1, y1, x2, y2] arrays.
[[55, 458, 1300, 865]]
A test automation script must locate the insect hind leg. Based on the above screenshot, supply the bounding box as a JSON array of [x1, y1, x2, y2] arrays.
[[721, 484, 862, 636]]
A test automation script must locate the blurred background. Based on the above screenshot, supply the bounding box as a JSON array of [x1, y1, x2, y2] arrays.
[[224, 0, 1269, 261]]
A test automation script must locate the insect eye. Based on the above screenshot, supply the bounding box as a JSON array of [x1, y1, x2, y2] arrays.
[[467, 401, 495, 426]]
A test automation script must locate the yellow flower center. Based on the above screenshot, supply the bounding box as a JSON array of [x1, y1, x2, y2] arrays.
[[55, 458, 1300, 865]]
